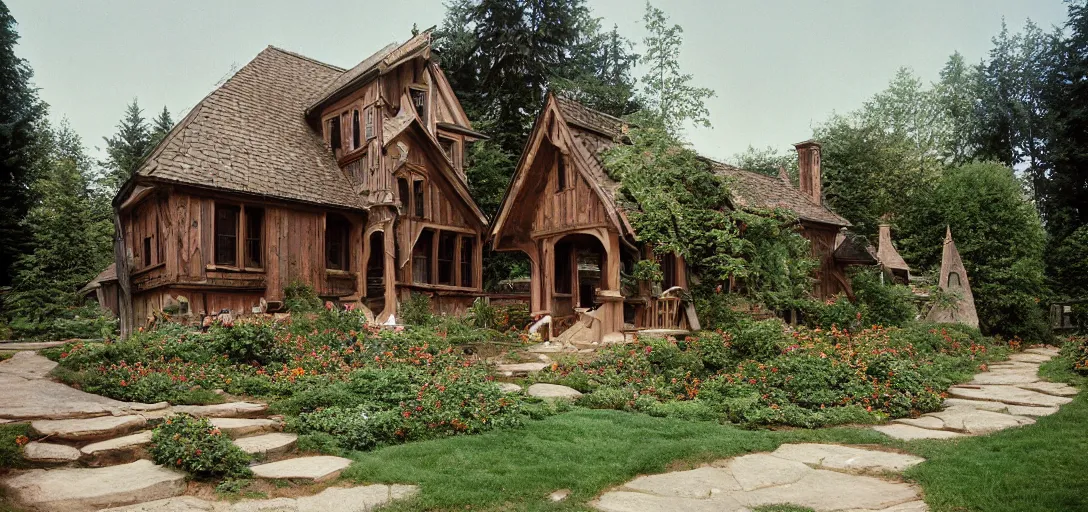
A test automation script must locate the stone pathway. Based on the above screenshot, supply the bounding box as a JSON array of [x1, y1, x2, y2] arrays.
[[874, 346, 1071, 441], [595, 345, 1076, 512], [0, 351, 418, 512]]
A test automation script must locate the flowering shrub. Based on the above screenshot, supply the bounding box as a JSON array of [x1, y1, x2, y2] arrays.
[[536, 320, 1005, 427], [150, 414, 251, 479], [50, 309, 527, 453], [1065, 335, 1088, 374]]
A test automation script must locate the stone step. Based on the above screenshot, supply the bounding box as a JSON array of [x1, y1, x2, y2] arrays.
[[232, 432, 297, 458], [99, 484, 420, 511], [527, 383, 582, 399], [80, 431, 153, 467], [942, 398, 1059, 417], [1007, 352, 1052, 364], [873, 424, 965, 441], [494, 362, 548, 377], [209, 417, 280, 438], [22, 441, 81, 464], [31, 415, 146, 442], [250, 455, 352, 483], [948, 384, 1074, 408], [171, 402, 268, 418], [1018, 381, 1078, 397], [0, 459, 185, 512]]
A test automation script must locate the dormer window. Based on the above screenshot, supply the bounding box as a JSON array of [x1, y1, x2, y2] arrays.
[[439, 136, 456, 163], [351, 109, 361, 149], [409, 87, 428, 125]]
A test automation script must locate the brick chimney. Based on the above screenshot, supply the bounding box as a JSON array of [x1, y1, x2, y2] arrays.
[[794, 140, 822, 205]]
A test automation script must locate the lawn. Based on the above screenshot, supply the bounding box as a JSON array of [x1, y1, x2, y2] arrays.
[[340, 347, 1088, 512]]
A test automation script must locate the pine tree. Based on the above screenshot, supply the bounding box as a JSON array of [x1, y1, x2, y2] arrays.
[[150, 106, 173, 149], [7, 121, 114, 337], [0, 2, 46, 287], [101, 99, 151, 191], [639, 2, 714, 135]]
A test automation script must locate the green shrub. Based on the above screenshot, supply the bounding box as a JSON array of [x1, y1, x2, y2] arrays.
[[283, 281, 321, 313], [803, 295, 861, 331], [210, 321, 289, 366], [399, 293, 435, 326], [150, 414, 251, 479], [1065, 335, 1088, 374], [851, 268, 917, 327]]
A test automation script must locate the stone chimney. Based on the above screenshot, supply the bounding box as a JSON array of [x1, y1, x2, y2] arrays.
[[794, 140, 822, 205]]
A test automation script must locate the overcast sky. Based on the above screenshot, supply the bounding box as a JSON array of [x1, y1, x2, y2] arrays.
[[7, 0, 1069, 163]]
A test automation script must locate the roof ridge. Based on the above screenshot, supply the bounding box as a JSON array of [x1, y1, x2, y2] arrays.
[[552, 92, 626, 125], [266, 45, 346, 72]]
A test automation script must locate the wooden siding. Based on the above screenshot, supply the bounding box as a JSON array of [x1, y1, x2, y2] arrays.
[[802, 223, 842, 299], [530, 145, 612, 235]]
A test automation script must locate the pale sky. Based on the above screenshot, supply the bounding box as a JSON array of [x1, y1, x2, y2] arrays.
[[7, 0, 1069, 163]]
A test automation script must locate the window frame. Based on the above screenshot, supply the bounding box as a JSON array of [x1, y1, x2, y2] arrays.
[[556, 153, 568, 191], [412, 229, 434, 284], [351, 109, 361, 150], [437, 231, 457, 286], [412, 178, 426, 218], [212, 203, 265, 271], [327, 116, 342, 153], [243, 207, 264, 269], [214, 204, 240, 267], [409, 85, 429, 126], [325, 213, 351, 271], [459, 235, 475, 288]]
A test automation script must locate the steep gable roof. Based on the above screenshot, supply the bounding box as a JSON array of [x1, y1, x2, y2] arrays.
[[132, 47, 362, 209]]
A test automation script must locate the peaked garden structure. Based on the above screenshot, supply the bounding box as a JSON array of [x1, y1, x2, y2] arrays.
[[926, 227, 979, 328], [110, 31, 489, 335], [490, 94, 868, 343]]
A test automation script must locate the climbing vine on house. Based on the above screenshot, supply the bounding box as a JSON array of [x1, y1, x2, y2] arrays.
[[600, 114, 816, 312]]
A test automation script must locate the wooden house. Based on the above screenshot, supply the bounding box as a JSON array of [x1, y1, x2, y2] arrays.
[[489, 94, 867, 342], [111, 31, 489, 335]]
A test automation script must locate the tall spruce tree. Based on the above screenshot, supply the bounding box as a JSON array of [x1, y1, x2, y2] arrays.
[[149, 106, 173, 149], [0, 1, 46, 287], [101, 99, 151, 191], [7, 121, 114, 337]]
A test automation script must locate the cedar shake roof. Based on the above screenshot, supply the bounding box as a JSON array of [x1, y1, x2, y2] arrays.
[[80, 263, 117, 294], [135, 47, 362, 209], [308, 30, 432, 116], [709, 161, 850, 227], [877, 223, 911, 272], [551, 95, 852, 229]]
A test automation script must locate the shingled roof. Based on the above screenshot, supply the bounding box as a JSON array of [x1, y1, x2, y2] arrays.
[[134, 47, 362, 209], [709, 161, 850, 227], [552, 95, 850, 229]]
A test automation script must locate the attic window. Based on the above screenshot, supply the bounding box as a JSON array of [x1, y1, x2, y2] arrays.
[[439, 136, 456, 162], [410, 87, 428, 125], [413, 179, 425, 218], [328, 116, 342, 152], [397, 177, 410, 210], [351, 109, 361, 149], [556, 154, 568, 191], [364, 107, 375, 140]]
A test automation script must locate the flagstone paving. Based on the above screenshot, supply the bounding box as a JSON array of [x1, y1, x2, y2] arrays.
[[0, 352, 419, 512], [595, 345, 1075, 511]]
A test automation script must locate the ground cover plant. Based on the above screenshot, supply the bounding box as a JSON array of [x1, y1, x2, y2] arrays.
[[534, 318, 1009, 428], [150, 414, 252, 479], [46, 299, 536, 455]]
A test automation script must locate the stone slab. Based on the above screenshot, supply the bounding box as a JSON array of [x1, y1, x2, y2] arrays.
[[894, 416, 947, 430], [594, 491, 747, 512], [1006, 404, 1061, 417], [100, 497, 222, 511], [0, 341, 67, 352], [23, 441, 81, 464], [527, 383, 582, 399], [1008, 352, 1052, 363], [497, 382, 523, 394], [172, 402, 268, 418], [233, 432, 297, 457], [873, 424, 965, 441], [719, 453, 811, 491], [31, 415, 146, 442], [969, 369, 1040, 385], [948, 385, 1074, 407], [495, 362, 548, 376], [250, 455, 352, 482], [770, 443, 924, 472], [737, 469, 921, 511], [1017, 381, 1078, 397], [1, 459, 185, 512], [624, 466, 740, 498], [1024, 346, 1060, 357], [924, 405, 1034, 435], [101, 485, 420, 512], [943, 398, 1059, 417], [80, 431, 153, 467], [209, 417, 279, 438], [0, 353, 165, 421], [841, 500, 929, 512]]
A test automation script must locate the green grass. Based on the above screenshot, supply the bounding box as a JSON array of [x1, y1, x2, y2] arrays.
[[0, 422, 29, 469], [342, 360, 1088, 512], [345, 409, 893, 511]]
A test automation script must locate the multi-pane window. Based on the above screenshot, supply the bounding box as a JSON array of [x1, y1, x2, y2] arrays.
[[244, 208, 263, 268], [412, 229, 433, 284], [437, 232, 456, 285], [413, 179, 425, 218], [460, 236, 475, 288], [325, 214, 351, 271], [215, 205, 240, 266], [410, 87, 427, 125]]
